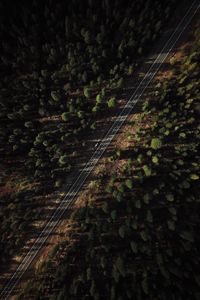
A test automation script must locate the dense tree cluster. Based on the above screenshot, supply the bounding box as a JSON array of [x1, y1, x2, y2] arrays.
[[0, 0, 176, 264], [19, 13, 200, 300]]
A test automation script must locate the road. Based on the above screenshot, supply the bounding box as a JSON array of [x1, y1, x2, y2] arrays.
[[0, 0, 199, 299]]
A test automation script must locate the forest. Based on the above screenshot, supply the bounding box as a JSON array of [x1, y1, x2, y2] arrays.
[[1, 0, 200, 300], [0, 0, 176, 265], [18, 23, 200, 300]]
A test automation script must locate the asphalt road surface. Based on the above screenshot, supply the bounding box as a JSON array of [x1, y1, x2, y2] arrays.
[[0, 0, 199, 299]]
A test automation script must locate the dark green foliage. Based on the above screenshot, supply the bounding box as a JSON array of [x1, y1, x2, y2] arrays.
[[19, 23, 200, 300], [107, 97, 116, 108], [61, 112, 70, 121]]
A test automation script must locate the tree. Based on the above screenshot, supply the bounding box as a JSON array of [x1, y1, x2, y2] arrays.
[[96, 94, 102, 104], [83, 87, 91, 98], [51, 91, 60, 102], [107, 97, 116, 108], [59, 155, 68, 165], [61, 112, 70, 122]]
